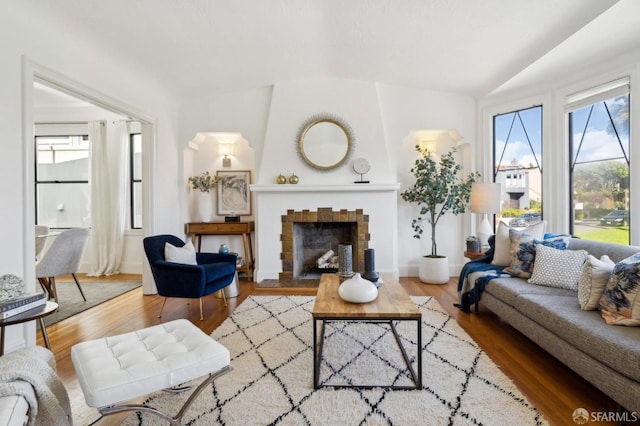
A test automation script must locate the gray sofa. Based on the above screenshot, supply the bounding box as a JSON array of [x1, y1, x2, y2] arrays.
[[480, 238, 640, 413]]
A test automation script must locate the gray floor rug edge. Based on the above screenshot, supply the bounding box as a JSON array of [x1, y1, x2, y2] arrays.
[[42, 280, 141, 326]]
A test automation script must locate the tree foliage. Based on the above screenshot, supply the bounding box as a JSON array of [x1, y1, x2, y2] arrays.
[[574, 160, 628, 207], [401, 147, 480, 257]]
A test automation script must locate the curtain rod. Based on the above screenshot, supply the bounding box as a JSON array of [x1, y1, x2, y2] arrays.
[[35, 120, 138, 126]]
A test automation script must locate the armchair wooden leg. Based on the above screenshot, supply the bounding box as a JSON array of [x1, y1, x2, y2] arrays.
[[50, 277, 59, 305], [38, 277, 53, 300], [221, 289, 227, 307], [158, 297, 167, 318], [199, 298, 203, 321]]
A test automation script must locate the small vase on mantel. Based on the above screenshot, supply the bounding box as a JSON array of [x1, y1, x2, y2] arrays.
[[196, 191, 215, 222]]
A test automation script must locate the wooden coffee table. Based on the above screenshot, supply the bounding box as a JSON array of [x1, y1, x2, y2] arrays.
[[312, 274, 422, 389]]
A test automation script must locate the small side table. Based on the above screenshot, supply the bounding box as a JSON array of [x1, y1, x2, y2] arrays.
[[464, 251, 485, 260], [185, 222, 255, 280], [0, 301, 58, 355]]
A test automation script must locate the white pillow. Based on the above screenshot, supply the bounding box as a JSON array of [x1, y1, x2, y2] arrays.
[[492, 221, 546, 267], [528, 244, 588, 290], [578, 255, 615, 310], [164, 240, 198, 265]]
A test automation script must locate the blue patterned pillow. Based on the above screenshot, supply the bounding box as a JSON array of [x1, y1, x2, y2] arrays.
[[599, 253, 640, 326], [504, 229, 570, 279]]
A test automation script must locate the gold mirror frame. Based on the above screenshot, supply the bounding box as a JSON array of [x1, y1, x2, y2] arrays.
[[296, 113, 355, 170]]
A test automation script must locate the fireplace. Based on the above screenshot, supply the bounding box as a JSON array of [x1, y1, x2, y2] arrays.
[[280, 208, 369, 280]]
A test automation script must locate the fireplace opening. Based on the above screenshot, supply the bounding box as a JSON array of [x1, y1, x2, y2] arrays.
[[280, 208, 369, 280], [293, 222, 356, 278]]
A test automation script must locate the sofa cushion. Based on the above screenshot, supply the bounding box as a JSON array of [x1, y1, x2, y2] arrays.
[[484, 276, 576, 308], [599, 252, 640, 326], [528, 244, 588, 291], [578, 255, 615, 311], [504, 231, 570, 279], [492, 221, 546, 267], [514, 293, 640, 382], [568, 238, 640, 264]]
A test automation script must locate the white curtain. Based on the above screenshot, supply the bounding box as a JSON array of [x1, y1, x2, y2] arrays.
[[87, 120, 129, 276]]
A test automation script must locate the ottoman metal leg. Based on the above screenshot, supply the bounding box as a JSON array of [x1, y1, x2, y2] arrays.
[[94, 366, 231, 425]]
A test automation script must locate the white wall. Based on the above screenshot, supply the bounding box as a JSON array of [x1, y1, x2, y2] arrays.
[[0, 3, 180, 352], [178, 78, 477, 279]]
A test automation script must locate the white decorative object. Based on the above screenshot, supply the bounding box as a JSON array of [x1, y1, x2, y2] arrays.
[[338, 273, 378, 303], [197, 191, 214, 222], [0, 274, 24, 300]]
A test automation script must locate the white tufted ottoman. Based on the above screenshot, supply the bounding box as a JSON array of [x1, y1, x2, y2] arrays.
[[71, 319, 230, 424]]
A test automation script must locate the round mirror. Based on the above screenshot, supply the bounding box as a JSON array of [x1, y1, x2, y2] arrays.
[[297, 114, 354, 170]]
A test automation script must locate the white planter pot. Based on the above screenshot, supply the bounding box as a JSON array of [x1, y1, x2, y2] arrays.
[[419, 256, 449, 284]]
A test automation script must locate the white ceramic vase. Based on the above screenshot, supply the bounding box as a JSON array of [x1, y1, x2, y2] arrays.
[[338, 273, 378, 303], [197, 191, 214, 222], [419, 256, 449, 284]]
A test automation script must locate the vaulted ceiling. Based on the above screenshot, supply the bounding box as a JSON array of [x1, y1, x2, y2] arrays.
[[28, 0, 640, 103]]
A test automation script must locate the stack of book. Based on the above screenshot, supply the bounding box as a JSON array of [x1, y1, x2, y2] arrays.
[[0, 292, 47, 320]]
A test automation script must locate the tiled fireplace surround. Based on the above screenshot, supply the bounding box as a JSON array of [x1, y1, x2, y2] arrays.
[[280, 208, 369, 280], [251, 184, 400, 282]]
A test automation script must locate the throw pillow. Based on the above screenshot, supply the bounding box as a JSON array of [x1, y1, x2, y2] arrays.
[[578, 255, 615, 310], [599, 253, 640, 326], [503, 231, 570, 279], [528, 244, 588, 290], [164, 240, 198, 265], [492, 221, 546, 267]]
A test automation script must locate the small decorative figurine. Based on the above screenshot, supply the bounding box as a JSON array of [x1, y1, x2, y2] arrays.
[[276, 174, 287, 184], [289, 173, 299, 184], [218, 244, 230, 254]]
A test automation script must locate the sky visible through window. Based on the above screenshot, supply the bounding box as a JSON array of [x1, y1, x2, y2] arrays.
[[571, 97, 629, 165], [494, 107, 541, 175]]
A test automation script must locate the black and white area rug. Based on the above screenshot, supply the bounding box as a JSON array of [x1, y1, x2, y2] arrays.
[[123, 296, 547, 425]]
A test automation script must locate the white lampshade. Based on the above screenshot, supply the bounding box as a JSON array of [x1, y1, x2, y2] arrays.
[[470, 182, 502, 214], [470, 182, 502, 250], [218, 142, 234, 167], [218, 142, 233, 156]]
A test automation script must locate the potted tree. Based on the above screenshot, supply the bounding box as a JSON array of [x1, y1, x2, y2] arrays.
[[401, 147, 479, 284]]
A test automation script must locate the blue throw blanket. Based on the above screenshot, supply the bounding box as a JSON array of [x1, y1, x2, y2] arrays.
[[455, 235, 504, 313]]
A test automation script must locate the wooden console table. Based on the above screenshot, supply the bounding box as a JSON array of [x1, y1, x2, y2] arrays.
[[185, 222, 255, 280]]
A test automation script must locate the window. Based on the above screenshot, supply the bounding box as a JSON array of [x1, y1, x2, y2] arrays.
[[130, 133, 142, 229], [493, 105, 543, 222], [36, 124, 143, 231], [35, 134, 90, 228], [568, 78, 630, 244]]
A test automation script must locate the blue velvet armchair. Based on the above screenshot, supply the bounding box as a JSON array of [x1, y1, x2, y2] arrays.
[[143, 234, 237, 320]]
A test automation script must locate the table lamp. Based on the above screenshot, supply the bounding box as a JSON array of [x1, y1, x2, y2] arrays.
[[470, 182, 502, 250]]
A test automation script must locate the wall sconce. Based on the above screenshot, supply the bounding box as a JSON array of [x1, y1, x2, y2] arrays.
[[470, 182, 502, 250], [418, 139, 437, 156], [218, 142, 234, 167]]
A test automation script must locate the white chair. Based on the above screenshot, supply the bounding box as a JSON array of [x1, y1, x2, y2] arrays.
[[36, 228, 89, 303], [35, 224, 49, 259]]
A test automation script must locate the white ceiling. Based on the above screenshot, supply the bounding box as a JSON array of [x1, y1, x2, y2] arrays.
[[29, 0, 640, 106]]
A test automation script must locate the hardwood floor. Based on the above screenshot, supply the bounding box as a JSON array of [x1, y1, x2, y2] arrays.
[[38, 274, 622, 425]]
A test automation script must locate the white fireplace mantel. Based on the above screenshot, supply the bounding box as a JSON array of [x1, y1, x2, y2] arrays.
[[252, 183, 401, 282], [251, 183, 400, 193]]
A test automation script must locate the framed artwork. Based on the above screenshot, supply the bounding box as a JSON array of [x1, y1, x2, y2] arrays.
[[216, 170, 252, 216]]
